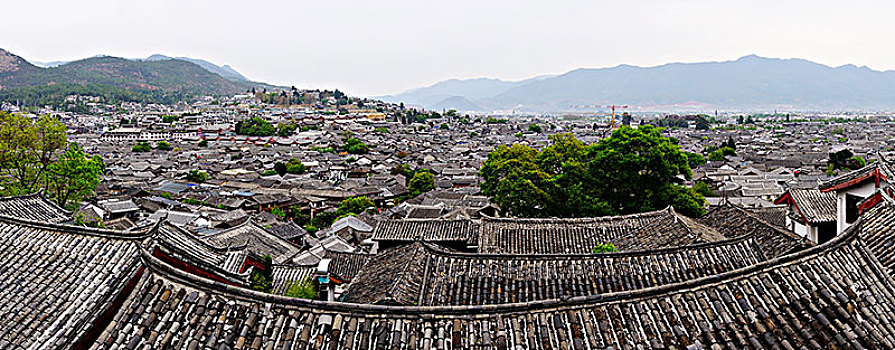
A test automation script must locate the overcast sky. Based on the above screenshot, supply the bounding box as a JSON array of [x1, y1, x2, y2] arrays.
[[3, 0, 894, 96]]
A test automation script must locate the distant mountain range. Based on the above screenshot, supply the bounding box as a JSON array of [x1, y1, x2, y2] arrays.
[[379, 56, 895, 112], [0, 48, 272, 99]]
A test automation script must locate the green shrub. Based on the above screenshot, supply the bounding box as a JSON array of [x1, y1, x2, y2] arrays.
[[284, 278, 317, 299], [592, 243, 618, 254], [132, 142, 151, 152]]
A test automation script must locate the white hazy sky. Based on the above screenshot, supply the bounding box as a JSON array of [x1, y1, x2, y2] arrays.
[[2, 0, 894, 96]]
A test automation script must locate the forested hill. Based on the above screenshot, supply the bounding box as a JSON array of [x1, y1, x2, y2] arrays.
[[0, 49, 246, 95]]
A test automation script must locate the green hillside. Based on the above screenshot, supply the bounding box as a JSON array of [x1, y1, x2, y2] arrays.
[[0, 48, 253, 106]]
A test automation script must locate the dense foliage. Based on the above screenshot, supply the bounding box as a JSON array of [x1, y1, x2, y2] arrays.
[[46, 144, 106, 209], [186, 170, 208, 183], [407, 171, 435, 197], [592, 243, 619, 254], [480, 126, 706, 218], [0, 112, 104, 209], [343, 138, 369, 154], [827, 149, 866, 175], [249, 256, 273, 293], [336, 196, 376, 217], [273, 158, 305, 176], [0, 83, 195, 107], [235, 116, 276, 136], [156, 141, 172, 151], [283, 278, 317, 299], [131, 142, 151, 152]]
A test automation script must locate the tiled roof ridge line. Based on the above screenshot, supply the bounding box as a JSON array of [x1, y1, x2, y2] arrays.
[[63, 261, 145, 348], [819, 154, 891, 190], [373, 217, 479, 223], [479, 206, 670, 223], [723, 203, 807, 242], [0, 190, 73, 215], [418, 233, 757, 260], [853, 236, 895, 302], [137, 219, 864, 315], [160, 222, 249, 252], [0, 213, 158, 239]]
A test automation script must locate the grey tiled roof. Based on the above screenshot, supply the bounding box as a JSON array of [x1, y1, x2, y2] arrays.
[[202, 220, 301, 264], [858, 203, 895, 279], [349, 236, 765, 306], [700, 203, 812, 258], [0, 215, 152, 348], [819, 155, 894, 191], [270, 264, 316, 295], [785, 188, 838, 224], [371, 219, 479, 244], [478, 208, 672, 254], [94, 220, 895, 349], [0, 192, 70, 223]]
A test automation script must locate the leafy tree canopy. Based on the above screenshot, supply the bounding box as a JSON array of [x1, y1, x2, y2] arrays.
[[343, 138, 369, 154], [235, 116, 276, 136], [186, 170, 208, 183], [132, 142, 151, 152], [408, 170, 435, 197], [336, 196, 376, 217], [284, 278, 317, 299], [0, 112, 104, 209], [480, 126, 706, 218]]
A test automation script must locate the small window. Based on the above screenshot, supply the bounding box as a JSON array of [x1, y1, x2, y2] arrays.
[[846, 194, 863, 223]]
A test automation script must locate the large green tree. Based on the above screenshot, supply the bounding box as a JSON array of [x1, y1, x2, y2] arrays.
[[45, 144, 106, 209], [0, 112, 104, 209], [479, 126, 706, 218], [0, 113, 68, 195], [336, 196, 376, 217]]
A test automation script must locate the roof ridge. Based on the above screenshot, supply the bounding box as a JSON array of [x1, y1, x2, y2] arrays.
[[138, 215, 867, 315], [0, 213, 157, 239]]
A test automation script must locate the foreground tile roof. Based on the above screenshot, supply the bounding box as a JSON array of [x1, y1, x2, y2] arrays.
[[477, 208, 673, 254], [776, 188, 838, 224], [858, 204, 895, 279], [348, 235, 766, 306], [0, 192, 71, 223], [92, 219, 895, 349], [0, 215, 153, 348], [700, 203, 812, 258]]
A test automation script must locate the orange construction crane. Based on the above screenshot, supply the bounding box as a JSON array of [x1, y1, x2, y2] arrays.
[[568, 104, 629, 128], [606, 105, 628, 128]]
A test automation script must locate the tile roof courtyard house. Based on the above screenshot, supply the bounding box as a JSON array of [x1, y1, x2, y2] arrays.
[[1, 194, 895, 348]]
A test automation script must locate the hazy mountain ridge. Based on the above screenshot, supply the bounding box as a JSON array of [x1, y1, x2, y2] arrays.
[[0, 48, 280, 99], [144, 54, 249, 82], [381, 55, 895, 112]]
